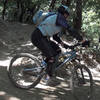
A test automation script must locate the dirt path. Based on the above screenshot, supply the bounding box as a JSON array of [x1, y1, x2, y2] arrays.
[[0, 66, 77, 100], [0, 21, 74, 100], [0, 21, 100, 100]]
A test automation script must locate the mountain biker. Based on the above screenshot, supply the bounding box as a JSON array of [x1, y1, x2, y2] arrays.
[[31, 5, 86, 85]]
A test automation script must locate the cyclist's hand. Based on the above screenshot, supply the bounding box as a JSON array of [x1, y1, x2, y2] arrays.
[[81, 40, 90, 47]]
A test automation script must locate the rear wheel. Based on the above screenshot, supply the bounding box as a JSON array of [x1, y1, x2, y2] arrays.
[[71, 65, 94, 100], [7, 53, 44, 89]]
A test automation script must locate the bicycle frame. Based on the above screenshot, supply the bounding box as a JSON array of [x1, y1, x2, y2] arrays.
[[23, 50, 76, 73], [55, 50, 76, 71]]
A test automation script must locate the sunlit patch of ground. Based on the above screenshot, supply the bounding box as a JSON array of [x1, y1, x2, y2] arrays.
[[0, 59, 11, 67], [0, 91, 20, 100]]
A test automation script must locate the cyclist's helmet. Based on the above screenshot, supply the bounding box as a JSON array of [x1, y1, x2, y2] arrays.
[[58, 5, 70, 15]]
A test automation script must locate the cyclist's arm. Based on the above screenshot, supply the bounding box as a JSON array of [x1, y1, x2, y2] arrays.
[[53, 34, 62, 44], [53, 34, 71, 48], [67, 27, 83, 42], [56, 13, 83, 42]]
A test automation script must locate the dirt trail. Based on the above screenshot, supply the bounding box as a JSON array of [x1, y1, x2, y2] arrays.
[[0, 21, 100, 100]]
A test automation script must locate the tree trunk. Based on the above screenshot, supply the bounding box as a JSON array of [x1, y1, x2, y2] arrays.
[[2, 0, 8, 20], [19, 3, 25, 22], [62, 0, 71, 6], [49, 0, 56, 11], [16, 0, 20, 9], [73, 0, 82, 33], [16, 0, 25, 22]]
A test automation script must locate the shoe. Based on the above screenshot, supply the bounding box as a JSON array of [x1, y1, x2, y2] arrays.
[[46, 77, 60, 86], [41, 74, 50, 82]]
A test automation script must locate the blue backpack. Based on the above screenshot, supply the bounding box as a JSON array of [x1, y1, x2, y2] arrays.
[[33, 10, 56, 26]]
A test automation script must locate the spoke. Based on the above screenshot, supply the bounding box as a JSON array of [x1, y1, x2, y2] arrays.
[[8, 54, 43, 89]]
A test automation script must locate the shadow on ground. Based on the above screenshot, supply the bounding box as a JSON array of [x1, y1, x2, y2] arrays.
[[0, 66, 100, 100], [0, 66, 75, 100]]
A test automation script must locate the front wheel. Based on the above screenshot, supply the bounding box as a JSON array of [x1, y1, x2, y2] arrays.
[[71, 65, 94, 100], [7, 53, 44, 89]]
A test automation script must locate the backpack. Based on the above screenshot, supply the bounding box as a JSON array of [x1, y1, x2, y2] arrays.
[[33, 10, 56, 26]]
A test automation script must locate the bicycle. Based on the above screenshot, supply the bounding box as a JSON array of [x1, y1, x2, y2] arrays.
[[7, 42, 94, 100]]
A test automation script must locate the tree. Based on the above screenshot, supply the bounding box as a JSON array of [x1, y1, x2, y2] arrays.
[[2, 0, 8, 20], [15, 0, 41, 22], [73, 0, 82, 33], [49, 0, 56, 11], [62, 0, 72, 6]]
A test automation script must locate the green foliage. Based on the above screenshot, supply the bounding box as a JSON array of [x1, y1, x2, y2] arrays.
[[82, 9, 100, 42], [82, 7, 100, 52], [85, 0, 100, 17], [0, 0, 99, 42]]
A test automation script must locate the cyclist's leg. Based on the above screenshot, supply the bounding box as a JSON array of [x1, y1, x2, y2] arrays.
[[38, 38, 59, 77], [44, 40, 61, 64], [49, 40, 61, 54], [31, 28, 57, 77], [31, 29, 57, 57]]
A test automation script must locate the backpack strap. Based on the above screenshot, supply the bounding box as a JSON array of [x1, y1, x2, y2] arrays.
[[42, 12, 56, 22]]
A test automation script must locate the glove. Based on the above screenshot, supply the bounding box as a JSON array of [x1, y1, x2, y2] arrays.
[[82, 40, 90, 47]]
